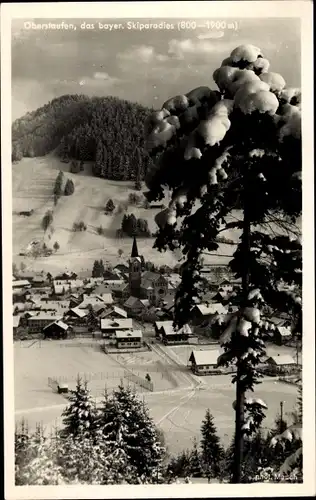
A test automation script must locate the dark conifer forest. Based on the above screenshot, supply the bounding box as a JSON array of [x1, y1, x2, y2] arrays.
[[12, 94, 153, 181]]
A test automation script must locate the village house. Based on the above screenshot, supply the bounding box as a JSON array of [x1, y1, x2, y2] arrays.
[[55, 272, 78, 280], [266, 354, 297, 372], [93, 283, 113, 296], [104, 281, 129, 300], [97, 293, 113, 305], [37, 299, 70, 313], [69, 293, 81, 308], [155, 321, 194, 345], [27, 312, 63, 333], [31, 275, 49, 288], [159, 294, 175, 317], [189, 349, 221, 375], [77, 294, 109, 309], [13, 289, 28, 303], [43, 320, 71, 339], [103, 269, 122, 280], [190, 303, 228, 324], [100, 318, 133, 338], [65, 307, 88, 323], [262, 316, 292, 345], [25, 289, 51, 302], [274, 325, 292, 345], [101, 306, 128, 320], [123, 296, 149, 316], [14, 271, 38, 282], [52, 279, 84, 296], [114, 330, 143, 349], [114, 264, 129, 275], [12, 279, 32, 291]]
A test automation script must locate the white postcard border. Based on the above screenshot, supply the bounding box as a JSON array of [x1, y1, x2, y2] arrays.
[[1, 2, 315, 499]]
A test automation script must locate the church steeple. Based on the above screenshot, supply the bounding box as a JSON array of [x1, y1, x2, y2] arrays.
[[131, 235, 139, 258], [129, 235, 141, 297]]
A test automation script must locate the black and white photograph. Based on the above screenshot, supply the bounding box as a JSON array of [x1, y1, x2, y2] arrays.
[[1, 1, 315, 498]]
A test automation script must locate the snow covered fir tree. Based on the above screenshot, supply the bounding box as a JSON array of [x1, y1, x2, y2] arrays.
[[144, 43, 302, 482], [15, 379, 303, 484]]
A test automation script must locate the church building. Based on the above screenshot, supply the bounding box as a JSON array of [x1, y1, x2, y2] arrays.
[[128, 236, 170, 307]]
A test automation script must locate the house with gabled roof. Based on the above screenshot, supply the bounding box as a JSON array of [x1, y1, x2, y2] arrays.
[[267, 354, 296, 367], [43, 320, 71, 339], [101, 306, 128, 320], [191, 303, 228, 323], [77, 294, 108, 309], [65, 307, 88, 320], [189, 349, 221, 375], [12, 280, 32, 290], [123, 296, 149, 316], [27, 312, 63, 332], [114, 330, 143, 349], [155, 321, 194, 345], [100, 318, 133, 337], [53, 279, 84, 296]]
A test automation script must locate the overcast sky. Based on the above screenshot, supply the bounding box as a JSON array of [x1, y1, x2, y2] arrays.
[[11, 17, 300, 120]]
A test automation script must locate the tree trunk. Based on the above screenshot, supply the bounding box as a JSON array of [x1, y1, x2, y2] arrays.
[[232, 177, 251, 483]]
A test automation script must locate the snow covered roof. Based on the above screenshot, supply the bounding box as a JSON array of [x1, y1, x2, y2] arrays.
[[156, 321, 192, 336], [12, 280, 31, 288], [194, 303, 228, 316], [268, 354, 296, 365], [43, 320, 69, 331], [140, 299, 150, 307], [112, 306, 128, 318], [115, 329, 143, 339], [101, 306, 128, 319], [39, 300, 70, 311], [104, 280, 125, 288], [98, 293, 113, 304], [68, 307, 87, 318], [124, 296, 139, 307], [277, 326, 292, 337], [78, 294, 109, 308], [101, 318, 133, 330], [53, 280, 84, 294], [189, 349, 221, 366], [28, 312, 63, 321], [155, 320, 173, 331]]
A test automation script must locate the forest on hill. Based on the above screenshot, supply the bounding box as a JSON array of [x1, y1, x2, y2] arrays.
[[12, 94, 153, 181]]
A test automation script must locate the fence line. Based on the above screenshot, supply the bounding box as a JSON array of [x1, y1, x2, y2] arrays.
[[48, 371, 126, 385], [124, 371, 154, 392]]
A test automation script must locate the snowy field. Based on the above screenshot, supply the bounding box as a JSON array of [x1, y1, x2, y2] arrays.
[[15, 339, 299, 455], [146, 378, 298, 454], [14, 339, 184, 413], [12, 156, 235, 274]]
